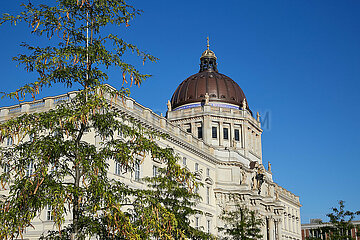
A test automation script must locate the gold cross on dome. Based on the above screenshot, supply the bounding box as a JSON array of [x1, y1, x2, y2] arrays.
[[207, 36, 210, 50]]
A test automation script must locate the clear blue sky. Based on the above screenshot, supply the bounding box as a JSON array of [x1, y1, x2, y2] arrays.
[[1, 0, 360, 223]]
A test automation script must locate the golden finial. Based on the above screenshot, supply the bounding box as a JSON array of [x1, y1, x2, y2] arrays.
[[207, 36, 210, 50]]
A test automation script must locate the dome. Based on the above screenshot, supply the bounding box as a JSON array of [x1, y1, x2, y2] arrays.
[[170, 42, 251, 113]]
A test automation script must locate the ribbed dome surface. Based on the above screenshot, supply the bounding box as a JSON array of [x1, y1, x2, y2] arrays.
[[171, 69, 249, 111]]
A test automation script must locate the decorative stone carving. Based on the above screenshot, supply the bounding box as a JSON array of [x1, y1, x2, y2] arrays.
[[232, 137, 236, 149], [268, 161, 272, 172], [252, 176, 257, 190], [267, 183, 271, 197], [205, 92, 210, 105], [242, 98, 247, 110], [256, 112, 261, 121], [241, 169, 247, 185], [167, 100, 172, 111]]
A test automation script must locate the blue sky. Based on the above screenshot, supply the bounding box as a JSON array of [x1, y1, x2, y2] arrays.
[[1, 0, 360, 223]]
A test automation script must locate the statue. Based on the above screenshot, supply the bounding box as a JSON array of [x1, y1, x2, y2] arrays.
[[167, 100, 172, 111], [256, 112, 261, 122], [252, 176, 257, 190], [241, 170, 247, 185], [205, 92, 210, 105], [242, 98, 247, 110], [255, 165, 265, 194], [267, 184, 271, 197], [268, 162, 272, 172]]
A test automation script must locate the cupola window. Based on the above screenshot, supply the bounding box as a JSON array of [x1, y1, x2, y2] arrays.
[[223, 128, 229, 140], [212, 127, 217, 138]]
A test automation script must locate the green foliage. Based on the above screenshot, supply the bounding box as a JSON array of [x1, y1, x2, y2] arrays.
[[143, 165, 214, 240], [218, 202, 263, 240], [0, 1, 202, 239]]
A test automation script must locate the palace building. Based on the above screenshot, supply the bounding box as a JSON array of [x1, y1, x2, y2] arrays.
[[0, 43, 301, 239]]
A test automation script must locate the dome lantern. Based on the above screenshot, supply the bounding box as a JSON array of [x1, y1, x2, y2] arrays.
[[199, 37, 218, 72]]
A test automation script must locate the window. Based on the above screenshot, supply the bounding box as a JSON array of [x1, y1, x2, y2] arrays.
[[134, 162, 140, 181], [197, 126, 203, 139], [115, 161, 121, 175], [223, 128, 229, 140], [153, 165, 158, 177], [207, 220, 211, 233], [212, 127, 217, 138], [195, 217, 199, 229], [183, 157, 187, 166], [206, 168, 210, 177], [6, 137, 13, 146], [47, 205, 53, 221], [206, 187, 210, 204], [117, 129, 123, 138], [195, 163, 199, 172], [185, 123, 191, 133], [3, 162, 9, 173], [235, 129, 240, 141], [26, 162, 34, 177]]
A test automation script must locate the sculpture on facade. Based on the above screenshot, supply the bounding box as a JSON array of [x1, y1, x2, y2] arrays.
[[241, 169, 247, 185], [167, 100, 172, 111], [256, 112, 261, 122], [232, 138, 236, 149], [255, 164, 265, 194], [242, 98, 247, 110], [268, 161, 272, 172], [205, 92, 210, 105]]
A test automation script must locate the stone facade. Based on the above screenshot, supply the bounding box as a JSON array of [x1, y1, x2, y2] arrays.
[[0, 83, 301, 239]]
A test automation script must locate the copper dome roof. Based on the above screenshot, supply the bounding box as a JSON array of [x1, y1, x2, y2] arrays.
[[170, 43, 250, 112]]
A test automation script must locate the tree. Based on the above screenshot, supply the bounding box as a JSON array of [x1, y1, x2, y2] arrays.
[[144, 166, 214, 240], [218, 203, 263, 240], [0, 1, 201, 239], [306, 200, 360, 240]]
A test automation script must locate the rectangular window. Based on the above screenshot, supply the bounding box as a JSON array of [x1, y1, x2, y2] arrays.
[[115, 161, 121, 175], [223, 128, 229, 140], [47, 205, 53, 221], [6, 137, 13, 146], [134, 162, 140, 181], [186, 127, 191, 133], [207, 220, 211, 234], [3, 162, 9, 173], [206, 187, 210, 204], [117, 129, 123, 138], [183, 157, 187, 166], [26, 162, 34, 177], [197, 126, 203, 139], [153, 165, 158, 177], [212, 126, 217, 138], [195, 217, 199, 229], [195, 163, 199, 172], [206, 168, 210, 177], [235, 129, 240, 141]]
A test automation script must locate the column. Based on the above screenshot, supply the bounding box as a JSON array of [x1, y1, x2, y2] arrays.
[[219, 121, 224, 146], [203, 115, 211, 144], [230, 122, 235, 148]]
